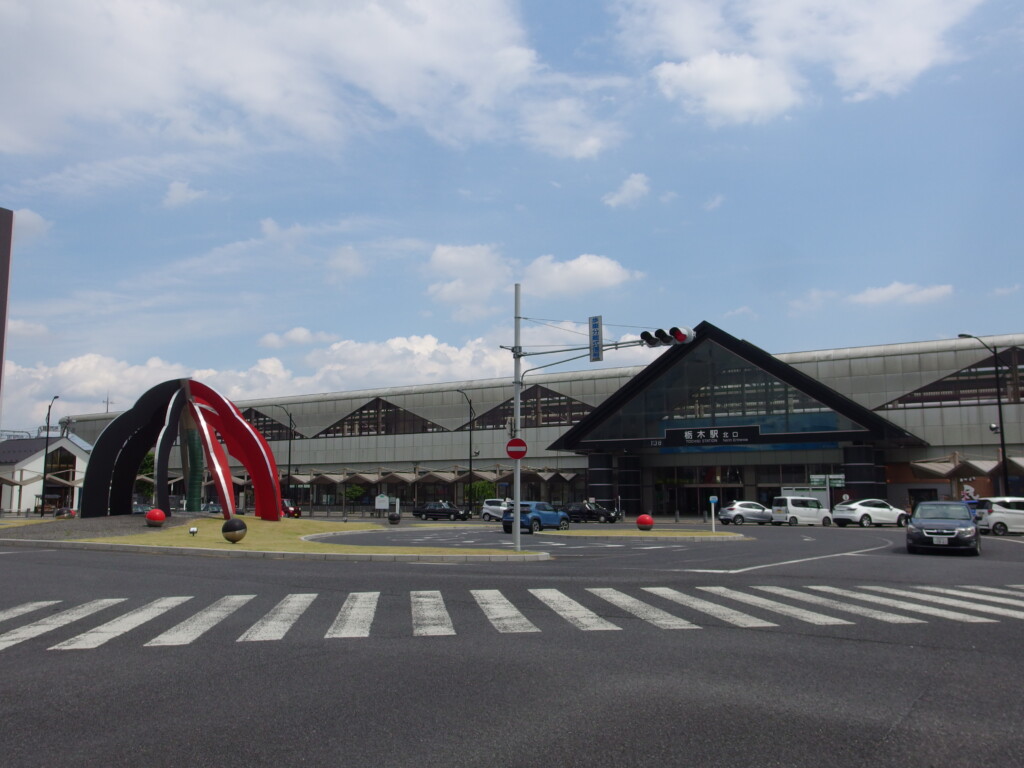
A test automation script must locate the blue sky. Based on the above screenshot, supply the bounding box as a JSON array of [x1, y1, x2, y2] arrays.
[[1, 0, 1021, 434]]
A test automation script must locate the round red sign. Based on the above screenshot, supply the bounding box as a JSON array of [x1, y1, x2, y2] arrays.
[[506, 437, 528, 459]]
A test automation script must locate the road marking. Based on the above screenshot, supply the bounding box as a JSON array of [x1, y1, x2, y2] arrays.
[[918, 586, 1024, 609], [471, 590, 540, 633], [587, 588, 698, 629], [808, 587, 996, 623], [145, 595, 255, 646], [528, 589, 620, 631], [685, 543, 893, 574], [0, 599, 127, 651], [51, 597, 193, 650], [411, 591, 455, 636], [238, 593, 317, 642], [643, 587, 777, 628], [325, 592, 380, 638], [698, 587, 854, 625], [753, 587, 924, 624], [857, 586, 1024, 621], [0, 601, 61, 624]]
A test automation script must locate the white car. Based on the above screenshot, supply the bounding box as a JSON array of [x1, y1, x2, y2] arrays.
[[480, 498, 512, 522], [831, 499, 907, 528], [975, 497, 1024, 535], [771, 496, 832, 526]]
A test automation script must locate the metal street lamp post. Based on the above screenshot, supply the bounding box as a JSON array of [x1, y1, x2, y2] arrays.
[[456, 389, 474, 513], [265, 404, 294, 506], [959, 334, 1011, 496], [41, 395, 59, 515]]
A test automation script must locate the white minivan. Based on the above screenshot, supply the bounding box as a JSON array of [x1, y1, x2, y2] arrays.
[[975, 497, 1024, 535], [771, 496, 833, 526]]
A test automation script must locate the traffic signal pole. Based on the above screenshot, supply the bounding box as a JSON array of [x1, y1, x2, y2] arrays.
[[513, 284, 522, 552]]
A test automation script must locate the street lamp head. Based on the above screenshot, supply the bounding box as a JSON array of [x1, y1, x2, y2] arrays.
[[957, 333, 974, 339]]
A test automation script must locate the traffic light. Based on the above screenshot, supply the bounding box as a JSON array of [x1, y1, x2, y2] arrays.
[[640, 327, 695, 347]]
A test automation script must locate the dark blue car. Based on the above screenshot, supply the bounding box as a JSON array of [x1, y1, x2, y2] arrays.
[[502, 501, 570, 534]]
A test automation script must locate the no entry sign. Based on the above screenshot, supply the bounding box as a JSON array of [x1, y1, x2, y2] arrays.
[[506, 437, 528, 460]]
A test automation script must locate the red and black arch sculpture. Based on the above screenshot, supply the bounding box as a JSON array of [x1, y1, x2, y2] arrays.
[[80, 379, 282, 520]]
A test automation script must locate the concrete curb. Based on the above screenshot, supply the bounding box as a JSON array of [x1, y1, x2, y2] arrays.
[[0, 537, 552, 562]]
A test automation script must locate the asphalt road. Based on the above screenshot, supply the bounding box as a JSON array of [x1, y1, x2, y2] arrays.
[[2, 525, 1022, 767]]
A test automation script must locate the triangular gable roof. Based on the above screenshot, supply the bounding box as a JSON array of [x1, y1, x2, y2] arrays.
[[550, 321, 925, 452]]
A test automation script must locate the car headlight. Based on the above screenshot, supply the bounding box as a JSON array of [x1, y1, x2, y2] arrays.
[[906, 524, 920, 534], [957, 526, 977, 537]]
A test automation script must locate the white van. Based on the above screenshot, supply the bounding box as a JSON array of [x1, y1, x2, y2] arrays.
[[975, 497, 1024, 535], [771, 496, 833, 526]]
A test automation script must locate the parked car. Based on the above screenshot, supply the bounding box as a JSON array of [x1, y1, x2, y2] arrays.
[[563, 501, 619, 523], [131, 503, 150, 515], [414, 501, 470, 521], [480, 499, 512, 522], [831, 499, 907, 528], [906, 500, 980, 555], [502, 501, 570, 534], [281, 498, 302, 518], [718, 501, 771, 525], [974, 497, 1024, 535], [202, 501, 223, 515], [771, 496, 832, 526]]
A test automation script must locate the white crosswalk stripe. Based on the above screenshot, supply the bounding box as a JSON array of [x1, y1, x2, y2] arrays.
[[0, 599, 126, 651], [807, 586, 996, 623], [529, 589, 620, 631], [752, 587, 925, 624], [587, 588, 698, 630], [326, 592, 380, 638], [4, 582, 1024, 650], [238, 593, 317, 642], [856, 586, 1024, 621], [698, 587, 854, 625], [51, 597, 193, 650], [471, 590, 540, 633], [643, 587, 777, 628], [411, 591, 456, 636], [145, 595, 255, 646], [0, 600, 61, 624]]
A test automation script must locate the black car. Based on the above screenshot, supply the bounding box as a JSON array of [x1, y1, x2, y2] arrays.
[[906, 501, 980, 555], [563, 501, 619, 524], [414, 501, 470, 521]]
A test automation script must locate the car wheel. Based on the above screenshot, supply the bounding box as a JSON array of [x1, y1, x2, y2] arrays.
[[822, 517, 832, 527], [558, 519, 569, 530], [969, 539, 982, 556], [733, 515, 744, 525], [449, 513, 456, 521], [896, 515, 907, 528], [906, 543, 918, 554], [859, 515, 872, 527], [502, 525, 512, 534], [482, 513, 491, 522], [787, 516, 797, 526], [992, 522, 1008, 536], [598, 514, 607, 523], [530, 519, 541, 534]]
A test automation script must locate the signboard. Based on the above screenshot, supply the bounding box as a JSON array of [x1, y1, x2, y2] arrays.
[[664, 425, 760, 447], [588, 315, 603, 362], [810, 474, 846, 487], [374, 493, 390, 510], [506, 438, 528, 460]]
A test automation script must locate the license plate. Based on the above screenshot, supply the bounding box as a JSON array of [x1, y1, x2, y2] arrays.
[[930, 537, 949, 545]]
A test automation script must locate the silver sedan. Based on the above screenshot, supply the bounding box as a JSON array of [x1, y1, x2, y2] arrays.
[[718, 501, 772, 525]]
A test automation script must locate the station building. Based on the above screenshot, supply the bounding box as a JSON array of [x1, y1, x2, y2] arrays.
[[62, 322, 1022, 516]]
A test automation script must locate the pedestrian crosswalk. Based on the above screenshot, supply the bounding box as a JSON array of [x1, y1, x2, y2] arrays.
[[0, 584, 1021, 651]]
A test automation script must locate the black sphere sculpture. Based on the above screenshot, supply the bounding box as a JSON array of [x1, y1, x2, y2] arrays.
[[222, 517, 248, 543], [387, 510, 401, 526]]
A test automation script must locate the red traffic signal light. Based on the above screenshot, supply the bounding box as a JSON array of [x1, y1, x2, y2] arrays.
[[640, 327, 694, 347]]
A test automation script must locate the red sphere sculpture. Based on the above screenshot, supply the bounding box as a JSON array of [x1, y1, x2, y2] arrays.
[[636, 514, 654, 531], [145, 508, 167, 527]]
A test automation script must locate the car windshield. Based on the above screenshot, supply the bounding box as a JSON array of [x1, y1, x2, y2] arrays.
[[914, 503, 972, 520]]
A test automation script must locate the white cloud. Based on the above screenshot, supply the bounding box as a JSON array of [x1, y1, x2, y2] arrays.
[[6, 319, 49, 337], [12, 208, 52, 244], [703, 193, 725, 211], [617, 0, 984, 123], [847, 282, 953, 305], [602, 173, 651, 208], [162, 180, 207, 209], [425, 244, 513, 321], [519, 97, 624, 159], [992, 284, 1019, 297], [260, 328, 340, 349], [522, 253, 645, 297], [788, 288, 839, 316], [326, 245, 369, 280]]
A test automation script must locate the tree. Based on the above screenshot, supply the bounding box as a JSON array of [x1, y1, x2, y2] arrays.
[[134, 452, 155, 502]]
